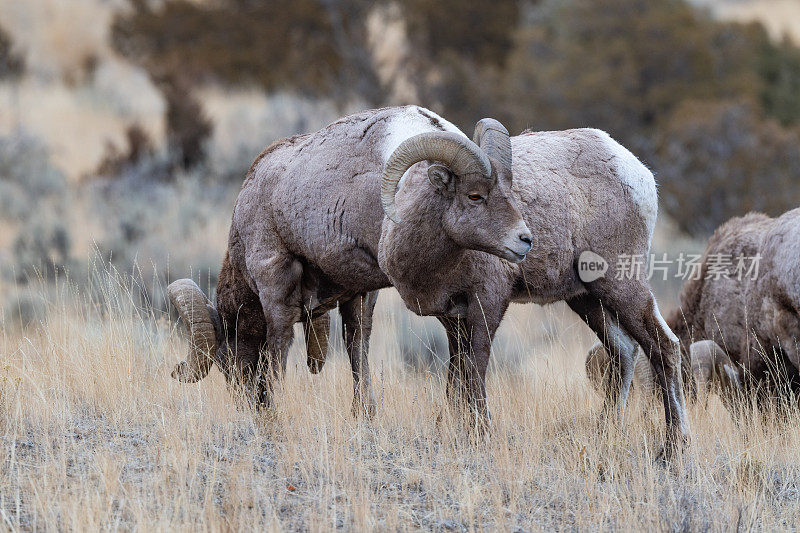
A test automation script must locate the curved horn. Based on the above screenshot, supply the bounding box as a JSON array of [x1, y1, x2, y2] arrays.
[[381, 131, 491, 223], [632, 347, 655, 396], [473, 118, 512, 173], [690, 340, 741, 392], [585, 342, 608, 392], [168, 279, 218, 383], [690, 340, 719, 392]]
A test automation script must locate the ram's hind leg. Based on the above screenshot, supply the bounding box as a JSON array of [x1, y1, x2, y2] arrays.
[[568, 294, 639, 422], [595, 279, 689, 454], [340, 292, 379, 418]]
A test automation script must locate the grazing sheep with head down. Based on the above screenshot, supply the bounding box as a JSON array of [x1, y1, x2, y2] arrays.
[[378, 127, 689, 451], [588, 208, 800, 413], [168, 105, 532, 416], [669, 209, 800, 408]]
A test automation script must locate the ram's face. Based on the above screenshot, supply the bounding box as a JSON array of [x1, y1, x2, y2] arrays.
[[439, 159, 532, 263]]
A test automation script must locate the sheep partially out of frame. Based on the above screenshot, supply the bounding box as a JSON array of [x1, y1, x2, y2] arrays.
[[588, 208, 800, 413], [168, 106, 532, 416], [670, 210, 800, 407]]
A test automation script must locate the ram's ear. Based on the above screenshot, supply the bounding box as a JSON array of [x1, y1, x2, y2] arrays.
[[427, 163, 454, 193]]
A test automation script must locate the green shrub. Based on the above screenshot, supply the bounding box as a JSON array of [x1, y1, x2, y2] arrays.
[[758, 37, 800, 126]]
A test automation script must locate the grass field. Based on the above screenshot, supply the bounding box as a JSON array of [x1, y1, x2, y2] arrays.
[[3, 1, 800, 528], [1, 271, 799, 531]]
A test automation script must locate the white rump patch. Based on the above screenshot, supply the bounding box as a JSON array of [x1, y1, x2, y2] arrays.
[[382, 106, 467, 188], [594, 129, 658, 240]]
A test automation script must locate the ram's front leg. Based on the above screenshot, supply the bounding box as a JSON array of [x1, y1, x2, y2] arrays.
[[462, 322, 492, 434], [248, 253, 303, 410], [340, 292, 379, 418], [439, 316, 470, 414], [439, 314, 492, 434]]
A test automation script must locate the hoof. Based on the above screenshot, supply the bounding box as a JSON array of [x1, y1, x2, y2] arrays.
[[171, 361, 201, 383], [307, 356, 325, 375], [654, 447, 682, 470], [655, 438, 688, 467], [351, 392, 377, 419]]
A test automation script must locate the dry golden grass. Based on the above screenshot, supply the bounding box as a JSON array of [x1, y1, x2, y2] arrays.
[[2, 270, 800, 531]]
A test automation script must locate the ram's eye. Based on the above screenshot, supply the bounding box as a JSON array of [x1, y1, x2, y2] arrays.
[[468, 193, 484, 202]]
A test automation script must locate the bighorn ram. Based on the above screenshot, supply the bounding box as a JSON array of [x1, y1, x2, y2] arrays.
[[168, 105, 532, 416], [587, 209, 800, 412], [169, 107, 688, 450], [378, 128, 689, 450]]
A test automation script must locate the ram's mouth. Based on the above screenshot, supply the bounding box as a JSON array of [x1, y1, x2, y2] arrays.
[[504, 247, 527, 263]]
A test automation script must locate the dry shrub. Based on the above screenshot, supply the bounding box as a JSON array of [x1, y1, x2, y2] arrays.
[[92, 74, 213, 173], [156, 74, 213, 170], [0, 24, 24, 80], [199, 88, 346, 182], [95, 123, 155, 177], [712, 0, 800, 43], [0, 0, 119, 83], [83, 173, 233, 306], [657, 98, 800, 237], [0, 132, 73, 281], [111, 0, 349, 96]]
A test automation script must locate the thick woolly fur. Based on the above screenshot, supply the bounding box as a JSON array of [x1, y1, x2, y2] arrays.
[[379, 127, 689, 448], [665, 208, 800, 403]]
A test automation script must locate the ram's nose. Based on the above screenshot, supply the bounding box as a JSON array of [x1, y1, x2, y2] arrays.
[[518, 231, 533, 254], [502, 224, 533, 263]]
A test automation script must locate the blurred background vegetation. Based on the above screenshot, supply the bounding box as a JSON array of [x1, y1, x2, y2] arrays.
[[1, 0, 800, 367]]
